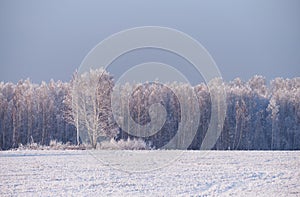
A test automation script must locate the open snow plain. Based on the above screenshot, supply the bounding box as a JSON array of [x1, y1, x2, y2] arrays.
[[0, 150, 299, 196]]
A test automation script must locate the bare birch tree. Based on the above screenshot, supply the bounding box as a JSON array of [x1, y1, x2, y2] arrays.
[[65, 68, 117, 148]]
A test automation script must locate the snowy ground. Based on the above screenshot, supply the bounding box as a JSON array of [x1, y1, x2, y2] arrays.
[[0, 150, 299, 196]]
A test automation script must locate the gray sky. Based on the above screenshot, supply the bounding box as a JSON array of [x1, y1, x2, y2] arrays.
[[0, 0, 299, 84]]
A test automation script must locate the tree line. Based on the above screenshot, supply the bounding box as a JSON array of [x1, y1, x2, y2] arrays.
[[0, 69, 299, 150]]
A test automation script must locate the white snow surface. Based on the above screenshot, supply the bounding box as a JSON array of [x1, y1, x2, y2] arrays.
[[0, 150, 299, 196]]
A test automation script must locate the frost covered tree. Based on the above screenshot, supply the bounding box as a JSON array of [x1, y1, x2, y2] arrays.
[[65, 68, 117, 148], [64, 72, 81, 145], [0, 72, 299, 150], [0, 79, 76, 150]]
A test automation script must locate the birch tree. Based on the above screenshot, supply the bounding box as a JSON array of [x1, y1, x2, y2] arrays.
[[66, 68, 117, 148]]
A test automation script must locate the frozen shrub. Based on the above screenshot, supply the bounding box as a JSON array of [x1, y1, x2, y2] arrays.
[[99, 138, 152, 150]]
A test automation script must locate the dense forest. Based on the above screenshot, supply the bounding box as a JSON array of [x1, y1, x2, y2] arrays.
[[0, 69, 299, 150]]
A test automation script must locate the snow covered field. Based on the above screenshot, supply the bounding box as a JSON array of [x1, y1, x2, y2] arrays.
[[0, 150, 299, 196]]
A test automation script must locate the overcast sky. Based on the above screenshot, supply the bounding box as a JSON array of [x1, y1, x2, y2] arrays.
[[0, 0, 299, 84]]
